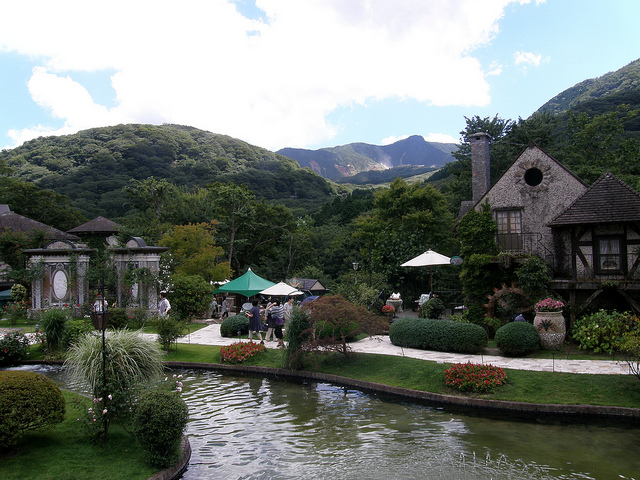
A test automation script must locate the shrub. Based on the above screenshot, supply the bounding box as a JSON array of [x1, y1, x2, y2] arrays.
[[445, 363, 507, 393], [133, 390, 189, 468], [4, 300, 29, 325], [155, 315, 187, 351], [0, 331, 30, 366], [418, 297, 445, 319], [63, 318, 93, 348], [40, 308, 69, 352], [170, 274, 214, 320], [572, 310, 633, 354], [10, 283, 28, 302], [495, 322, 540, 356], [284, 307, 313, 370], [220, 341, 266, 363], [220, 314, 250, 337], [389, 317, 487, 353], [0, 371, 65, 449], [107, 307, 128, 329]]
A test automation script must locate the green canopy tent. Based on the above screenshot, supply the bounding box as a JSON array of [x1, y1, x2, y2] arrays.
[[213, 268, 276, 297], [0, 289, 12, 310]]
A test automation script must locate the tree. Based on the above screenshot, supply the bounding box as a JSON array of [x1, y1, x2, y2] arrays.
[[356, 178, 455, 296], [159, 222, 231, 283]]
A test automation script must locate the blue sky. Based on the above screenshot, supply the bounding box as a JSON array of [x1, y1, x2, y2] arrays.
[[1, 0, 639, 152]]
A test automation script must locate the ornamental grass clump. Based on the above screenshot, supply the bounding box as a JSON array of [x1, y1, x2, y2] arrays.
[[444, 362, 507, 393], [220, 341, 266, 363]]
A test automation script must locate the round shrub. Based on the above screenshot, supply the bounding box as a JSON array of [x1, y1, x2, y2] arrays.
[[107, 307, 128, 329], [0, 332, 30, 366], [419, 297, 445, 319], [389, 317, 487, 353], [495, 322, 540, 356], [133, 390, 189, 468], [220, 314, 249, 337], [0, 370, 65, 449]]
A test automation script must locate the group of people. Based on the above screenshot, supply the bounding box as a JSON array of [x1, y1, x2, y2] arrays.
[[245, 296, 295, 346]]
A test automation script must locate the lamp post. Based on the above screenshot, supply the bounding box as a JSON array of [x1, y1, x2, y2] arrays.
[[90, 273, 110, 442]]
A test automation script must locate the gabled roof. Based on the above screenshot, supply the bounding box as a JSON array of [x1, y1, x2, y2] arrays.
[[550, 172, 640, 226], [287, 278, 327, 292], [67, 216, 121, 234], [0, 206, 79, 241]]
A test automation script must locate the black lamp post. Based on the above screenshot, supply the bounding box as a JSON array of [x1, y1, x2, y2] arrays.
[[90, 273, 110, 441]]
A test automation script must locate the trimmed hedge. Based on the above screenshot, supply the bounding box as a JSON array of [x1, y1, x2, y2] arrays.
[[0, 371, 66, 448], [220, 314, 249, 337], [495, 321, 540, 356], [389, 316, 487, 353]]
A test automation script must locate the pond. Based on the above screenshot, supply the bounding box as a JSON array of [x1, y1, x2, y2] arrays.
[[20, 365, 640, 480]]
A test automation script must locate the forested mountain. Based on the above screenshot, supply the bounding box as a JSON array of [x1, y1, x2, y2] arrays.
[[0, 124, 336, 220], [277, 135, 457, 181]]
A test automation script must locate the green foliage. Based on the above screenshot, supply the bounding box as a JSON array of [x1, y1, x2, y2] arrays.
[[62, 318, 93, 348], [418, 297, 445, 319], [10, 284, 28, 302], [3, 300, 29, 325], [572, 310, 633, 354], [494, 322, 540, 357], [169, 274, 214, 320], [0, 371, 65, 449], [41, 308, 70, 352], [389, 317, 487, 353], [107, 307, 128, 329], [155, 315, 187, 351], [617, 329, 640, 381], [515, 256, 551, 301], [0, 332, 30, 366], [220, 314, 250, 337], [133, 390, 189, 468], [159, 222, 231, 282], [284, 307, 313, 370], [456, 202, 499, 258]]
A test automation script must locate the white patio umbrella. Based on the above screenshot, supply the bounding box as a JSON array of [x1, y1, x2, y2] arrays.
[[400, 249, 451, 292], [260, 282, 304, 297]]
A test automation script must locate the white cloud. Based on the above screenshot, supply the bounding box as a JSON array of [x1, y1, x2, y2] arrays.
[[425, 133, 460, 144], [381, 135, 409, 145], [0, 0, 536, 150], [514, 51, 543, 69]]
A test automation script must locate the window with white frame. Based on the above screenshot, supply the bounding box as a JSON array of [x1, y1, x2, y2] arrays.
[[495, 209, 523, 251]]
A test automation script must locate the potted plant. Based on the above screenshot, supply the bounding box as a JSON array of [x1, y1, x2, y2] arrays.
[[381, 304, 395, 321], [533, 297, 565, 349]]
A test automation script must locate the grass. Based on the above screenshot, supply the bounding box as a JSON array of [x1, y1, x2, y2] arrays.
[[0, 391, 156, 480]]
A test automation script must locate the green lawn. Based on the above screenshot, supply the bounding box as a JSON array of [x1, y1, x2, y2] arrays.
[[0, 391, 156, 480]]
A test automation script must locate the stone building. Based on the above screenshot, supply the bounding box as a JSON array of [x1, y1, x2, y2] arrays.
[[461, 134, 640, 314]]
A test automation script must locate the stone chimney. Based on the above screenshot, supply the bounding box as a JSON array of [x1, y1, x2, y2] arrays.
[[469, 132, 491, 203]]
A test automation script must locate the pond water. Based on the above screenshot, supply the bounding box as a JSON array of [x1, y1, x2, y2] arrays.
[[18, 365, 640, 480]]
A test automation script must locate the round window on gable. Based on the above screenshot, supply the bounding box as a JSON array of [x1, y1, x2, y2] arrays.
[[524, 167, 543, 186]]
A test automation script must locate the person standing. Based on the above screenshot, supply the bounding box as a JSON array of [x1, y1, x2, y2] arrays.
[[283, 296, 294, 326], [158, 292, 171, 318], [245, 299, 263, 343], [268, 299, 285, 347], [221, 296, 229, 319]]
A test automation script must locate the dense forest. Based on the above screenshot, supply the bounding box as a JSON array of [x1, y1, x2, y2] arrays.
[[1, 58, 640, 309]]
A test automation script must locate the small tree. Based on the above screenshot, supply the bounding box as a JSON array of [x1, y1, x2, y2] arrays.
[[284, 307, 313, 370], [303, 295, 387, 357], [169, 274, 214, 320]]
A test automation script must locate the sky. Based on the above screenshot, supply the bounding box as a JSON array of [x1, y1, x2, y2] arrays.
[[1, 0, 639, 153]]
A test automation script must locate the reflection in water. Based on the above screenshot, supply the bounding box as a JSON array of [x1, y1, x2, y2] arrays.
[[14, 365, 640, 480]]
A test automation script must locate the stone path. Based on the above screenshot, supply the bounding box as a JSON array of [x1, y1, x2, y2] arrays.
[[172, 324, 631, 375]]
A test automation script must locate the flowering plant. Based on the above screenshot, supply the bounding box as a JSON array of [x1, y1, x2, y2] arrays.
[[534, 298, 564, 312], [444, 363, 507, 393], [381, 304, 395, 314], [221, 341, 266, 364]]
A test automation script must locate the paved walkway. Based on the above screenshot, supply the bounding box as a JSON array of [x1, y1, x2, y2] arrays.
[[173, 324, 631, 375]]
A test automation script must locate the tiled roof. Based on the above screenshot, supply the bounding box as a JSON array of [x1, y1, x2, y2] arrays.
[[0, 208, 80, 241], [550, 172, 640, 226], [67, 216, 121, 233]]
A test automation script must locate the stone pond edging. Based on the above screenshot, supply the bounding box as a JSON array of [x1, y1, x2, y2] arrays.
[[165, 361, 640, 426]]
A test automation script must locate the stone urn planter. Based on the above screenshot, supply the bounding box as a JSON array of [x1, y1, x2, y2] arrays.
[[534, 311, 565, 350]]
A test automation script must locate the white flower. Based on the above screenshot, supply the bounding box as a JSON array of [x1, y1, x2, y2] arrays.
[[176, 386, 182, 393], [108, 394, 113, 400], [103, 409, 108, 414]]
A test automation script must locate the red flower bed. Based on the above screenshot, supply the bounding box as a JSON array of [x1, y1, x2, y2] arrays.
[[444, 362, 507, 393], [220, 341, 266, 364]]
